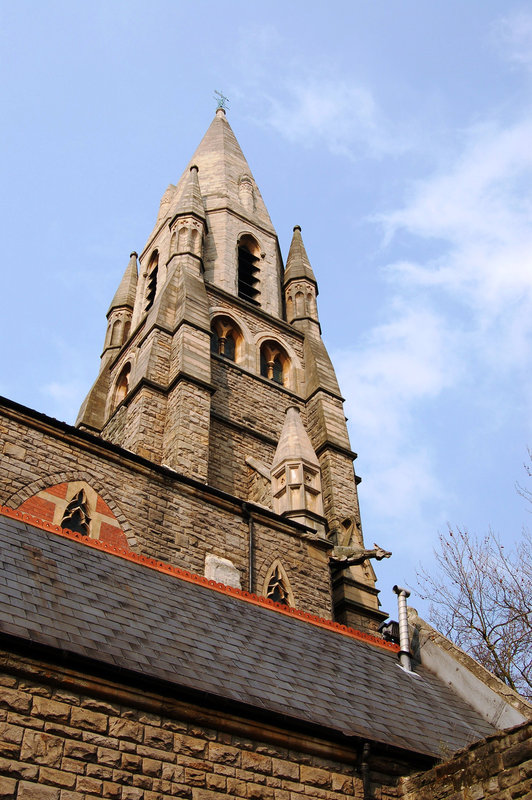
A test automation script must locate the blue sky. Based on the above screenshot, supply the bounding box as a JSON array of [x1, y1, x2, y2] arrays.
[[1, 1, 531, 618]]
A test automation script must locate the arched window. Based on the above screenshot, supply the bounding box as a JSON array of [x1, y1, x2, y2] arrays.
[[113, 362, 131, 410], [144, 251, 159, 312], [238, 234, 260, 305], [62, 489, 91, 536], [110, 319, 121, 346], [122, 320, 131, 342], [260, 340, 289, 386], [210, 316, 242, 362]]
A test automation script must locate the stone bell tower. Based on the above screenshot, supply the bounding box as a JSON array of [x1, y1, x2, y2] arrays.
[[76, 107, 387, 631]]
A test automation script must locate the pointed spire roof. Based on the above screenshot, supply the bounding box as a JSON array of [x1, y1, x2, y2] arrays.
[[171, 165, 205, 220], [169, 109, 274, 230], [284, 226, 317, 287], [272, 406, 320, 471], [107, 252, 138, 315]]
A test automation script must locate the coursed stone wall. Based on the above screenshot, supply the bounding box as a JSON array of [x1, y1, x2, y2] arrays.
[[209, 358, 305, 499], [0, 400, 333, 620], [400, 721, 532, 800]]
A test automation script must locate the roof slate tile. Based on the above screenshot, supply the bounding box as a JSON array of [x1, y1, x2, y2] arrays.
[[0, 516, 497, 758]]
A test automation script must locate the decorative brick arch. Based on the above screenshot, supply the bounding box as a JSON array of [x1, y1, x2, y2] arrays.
[[6, 471, 136, 548]]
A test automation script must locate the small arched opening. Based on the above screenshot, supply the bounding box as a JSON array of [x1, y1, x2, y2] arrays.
[[260, 340, 289, 386], [177, 226, 188, 252], [110, 319, 122, 346], [210, 316, 243, 363], [263, 560, 295, 607], [122, 320, 131, 343], [113, 362, 131, 411]]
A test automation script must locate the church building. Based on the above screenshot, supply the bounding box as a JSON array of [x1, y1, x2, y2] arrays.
[[0, 108, 530, 800]]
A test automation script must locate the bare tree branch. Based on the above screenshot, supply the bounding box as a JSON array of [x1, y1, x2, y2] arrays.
[[417, 527, 531, 698], [418, 451, 532, 698]]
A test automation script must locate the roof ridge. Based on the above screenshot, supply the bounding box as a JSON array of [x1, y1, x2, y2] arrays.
[[0, 504, 398, 654]]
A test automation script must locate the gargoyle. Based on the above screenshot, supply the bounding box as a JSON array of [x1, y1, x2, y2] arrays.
[[330, 542, 392, 568]]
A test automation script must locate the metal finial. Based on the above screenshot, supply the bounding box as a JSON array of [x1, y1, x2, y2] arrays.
[[214, 90, 230, 111]]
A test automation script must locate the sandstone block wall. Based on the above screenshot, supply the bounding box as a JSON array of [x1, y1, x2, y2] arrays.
[[0, 401, 333, 619], [209, 358, 304, 498], [400, 721, 532, 800], [0, 653, 406, 800]]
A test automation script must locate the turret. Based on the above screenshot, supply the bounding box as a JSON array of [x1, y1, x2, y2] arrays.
[[76, 252, 138, 432], [271, 406, 326, 536], [284, 226, 319, 329], [102, 252, 138, 363], [168, 164, 205, 262]]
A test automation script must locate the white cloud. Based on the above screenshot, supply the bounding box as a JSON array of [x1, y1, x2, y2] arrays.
[[333, 31, 532, 556], [494, 11, 532, 69], [336, 305, 458, 437], [333, 304, 457, 538], [263, 78, 395, 159], [232, 26, 406, 160], [379, 117, 532, 375]]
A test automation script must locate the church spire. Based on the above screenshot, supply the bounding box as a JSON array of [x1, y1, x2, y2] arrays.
[[77, 109, 386, 632], [102, 251, 138, 359], [172, 108, 273, 228]]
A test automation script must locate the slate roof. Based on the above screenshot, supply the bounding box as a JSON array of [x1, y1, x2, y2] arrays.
[[0, 512, 496, 758]]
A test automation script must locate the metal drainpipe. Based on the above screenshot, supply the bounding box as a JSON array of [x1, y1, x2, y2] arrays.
[[361, 741, 371, 800], [242, 502, 254, 593], [393, 585, 412, 671]]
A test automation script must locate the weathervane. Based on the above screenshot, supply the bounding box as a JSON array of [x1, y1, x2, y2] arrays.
[[214, 90, 230, 111]]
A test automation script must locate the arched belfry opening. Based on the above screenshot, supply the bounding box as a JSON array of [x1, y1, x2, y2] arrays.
[[237, 235, 260, 305], [144, 251, 159, 312]]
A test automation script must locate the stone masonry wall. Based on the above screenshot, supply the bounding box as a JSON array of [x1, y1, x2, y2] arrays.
[[0, 402, 333, 620], [0, 654, 407, 800], [209, 358, 304, 499], [400, 721, 532, 800], [163, 382, 211, 481]]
